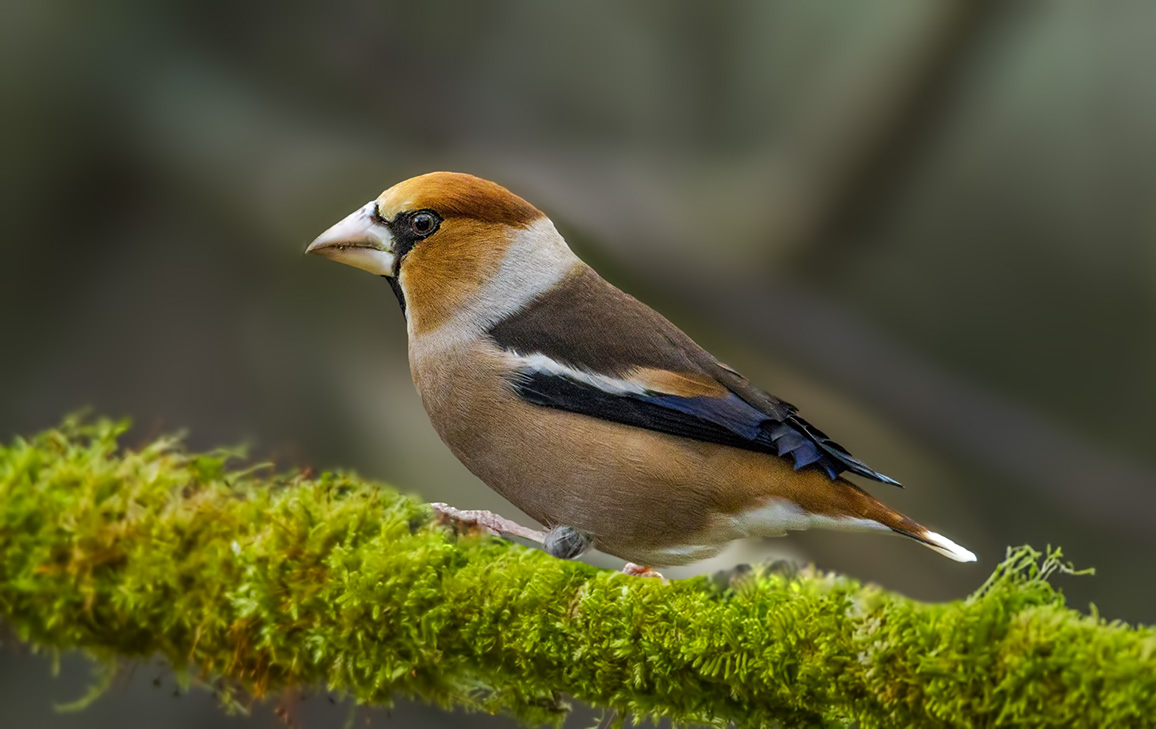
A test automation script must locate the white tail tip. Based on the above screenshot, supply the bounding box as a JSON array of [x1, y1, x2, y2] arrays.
[[922, 531, 977, 562]]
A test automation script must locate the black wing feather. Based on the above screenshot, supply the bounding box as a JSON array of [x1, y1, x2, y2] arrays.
[[512, 370, 901, 485]]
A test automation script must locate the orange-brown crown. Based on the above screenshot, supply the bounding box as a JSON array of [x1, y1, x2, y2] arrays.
[[375, 171, 543, 228]]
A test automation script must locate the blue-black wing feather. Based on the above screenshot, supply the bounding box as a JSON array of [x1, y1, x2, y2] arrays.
[[512, 370, 901, 485]]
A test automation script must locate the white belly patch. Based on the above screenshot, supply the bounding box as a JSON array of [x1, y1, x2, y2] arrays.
[[731, 498, 888, 537]]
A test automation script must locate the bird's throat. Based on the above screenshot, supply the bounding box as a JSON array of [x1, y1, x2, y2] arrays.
[[385, 276, 406, 315]]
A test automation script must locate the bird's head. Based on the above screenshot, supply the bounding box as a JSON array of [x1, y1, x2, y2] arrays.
[[307, 171, 576, 332]]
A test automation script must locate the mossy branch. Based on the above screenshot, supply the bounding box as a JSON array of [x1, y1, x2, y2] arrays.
[[1, 418, 1154, 728]]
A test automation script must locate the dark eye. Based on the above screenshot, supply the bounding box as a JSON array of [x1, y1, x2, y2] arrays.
[[410, 212, 436, 236]]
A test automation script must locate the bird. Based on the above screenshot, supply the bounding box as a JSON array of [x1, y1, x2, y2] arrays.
[[305, 171, 976, 575]]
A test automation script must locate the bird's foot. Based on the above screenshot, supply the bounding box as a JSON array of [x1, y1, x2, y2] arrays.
[[621, 563, 664, 579], [543, 525, 592, 560], [429, 502, 547, 543]]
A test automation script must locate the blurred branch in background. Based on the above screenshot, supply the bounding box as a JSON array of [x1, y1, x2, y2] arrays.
[[3, 419, 1155, 729], [755, 0, 1000, 264]]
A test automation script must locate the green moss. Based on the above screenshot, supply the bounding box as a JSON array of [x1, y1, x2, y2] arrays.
[[1, 416, 1154, 728]]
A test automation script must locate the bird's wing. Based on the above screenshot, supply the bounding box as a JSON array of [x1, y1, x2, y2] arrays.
[[488, 266, 900, 485]]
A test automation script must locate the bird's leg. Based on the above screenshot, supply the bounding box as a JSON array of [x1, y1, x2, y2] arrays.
[[429, 502, 547, 543], [543, 525, 592, 560], [621, 563, 664, 579]]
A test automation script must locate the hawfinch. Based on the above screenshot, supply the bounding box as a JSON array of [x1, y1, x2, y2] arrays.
[[306, 171, 976, 574]]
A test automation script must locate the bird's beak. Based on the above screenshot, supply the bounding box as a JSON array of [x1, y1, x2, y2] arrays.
[[305, 202, 397, 276]]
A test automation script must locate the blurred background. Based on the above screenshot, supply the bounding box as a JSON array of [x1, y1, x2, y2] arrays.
[[3, 0, 1155, 726]]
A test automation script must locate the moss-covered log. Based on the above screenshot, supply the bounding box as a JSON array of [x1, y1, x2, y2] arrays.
[[1, 417, 1154, 728]]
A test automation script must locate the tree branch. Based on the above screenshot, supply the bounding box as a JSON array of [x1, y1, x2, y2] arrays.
[[1, 417, 1153, 728]]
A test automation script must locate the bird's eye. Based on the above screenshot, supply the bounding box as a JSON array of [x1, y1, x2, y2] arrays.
[[410, 212, 437, 236]]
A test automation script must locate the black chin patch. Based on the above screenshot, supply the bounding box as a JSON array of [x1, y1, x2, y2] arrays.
[[385, 276, 406, 314]]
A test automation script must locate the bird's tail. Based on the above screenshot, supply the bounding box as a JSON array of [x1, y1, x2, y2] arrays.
[[868, 500, 976, 562], [889, 519, 977, 562], [824, 479, 977, 562]]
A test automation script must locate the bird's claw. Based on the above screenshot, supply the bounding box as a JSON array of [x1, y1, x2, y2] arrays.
[[622, 563, 664, 579], [543, 525, 592, 560]]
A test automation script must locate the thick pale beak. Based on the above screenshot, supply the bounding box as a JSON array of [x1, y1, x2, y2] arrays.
[[305, 202, 397, 276]]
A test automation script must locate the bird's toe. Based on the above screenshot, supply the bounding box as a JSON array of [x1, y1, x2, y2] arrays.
[[621, 563, 665, 579]]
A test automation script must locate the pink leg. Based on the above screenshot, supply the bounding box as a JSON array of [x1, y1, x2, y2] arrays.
[[622, 563, 664, 579], [430, 502, 547, 543]]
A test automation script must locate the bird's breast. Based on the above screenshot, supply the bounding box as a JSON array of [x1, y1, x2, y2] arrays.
[[407, 335, 736, 547], [404, 331, 865, 566]]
